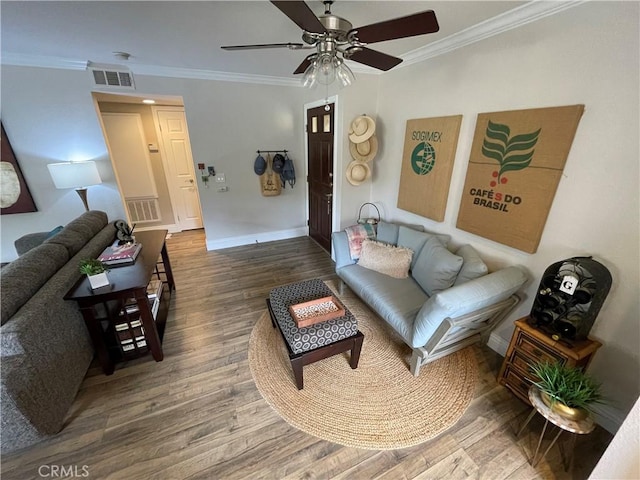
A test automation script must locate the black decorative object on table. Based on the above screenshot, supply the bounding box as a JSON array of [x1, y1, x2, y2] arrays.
[[114, 220, 136, 245], [528, 256, 612, 344]]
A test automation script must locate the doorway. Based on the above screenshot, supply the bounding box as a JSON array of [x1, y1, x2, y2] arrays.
[[94, 93, 203, 232], [306, 102, 335, 253]]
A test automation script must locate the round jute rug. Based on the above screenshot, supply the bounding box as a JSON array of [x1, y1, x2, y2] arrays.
[[248, 281, 478, 450]]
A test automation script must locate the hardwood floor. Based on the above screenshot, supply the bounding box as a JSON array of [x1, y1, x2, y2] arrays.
[[1, 230, 613, 479]]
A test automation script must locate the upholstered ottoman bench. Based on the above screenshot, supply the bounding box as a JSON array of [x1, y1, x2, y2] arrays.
[[266, 279, 364, 389]]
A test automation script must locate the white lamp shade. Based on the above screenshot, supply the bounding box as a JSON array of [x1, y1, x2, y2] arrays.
[[47, 161, 102, 189]]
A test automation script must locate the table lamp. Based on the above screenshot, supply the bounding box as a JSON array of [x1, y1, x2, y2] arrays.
[[47, 161, 102, 211]]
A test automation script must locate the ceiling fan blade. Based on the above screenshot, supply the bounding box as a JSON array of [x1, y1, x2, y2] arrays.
[[348, 47, 403, 71], [270, 1, 326, 34], [294, 55, 315, 74], [350, 10, 439, 44], [221, 43, 305, 51]]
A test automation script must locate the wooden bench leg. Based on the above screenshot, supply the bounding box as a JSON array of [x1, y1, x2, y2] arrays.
[[350, 332, 364, 369], [290, 355, 304, 390]]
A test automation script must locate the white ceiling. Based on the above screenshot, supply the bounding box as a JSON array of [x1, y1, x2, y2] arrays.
[[2, 1, 530, 80]]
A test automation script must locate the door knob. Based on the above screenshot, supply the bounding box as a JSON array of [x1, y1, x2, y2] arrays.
[[189, 179, 194, 183], [325, 193, 333, 198]]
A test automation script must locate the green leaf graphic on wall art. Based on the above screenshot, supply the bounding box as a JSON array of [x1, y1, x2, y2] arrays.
[[482, 120, 541, 181], [411, 142, 436, 175]]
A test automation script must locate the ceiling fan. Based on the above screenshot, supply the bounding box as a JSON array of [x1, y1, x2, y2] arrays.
[[221, 1, 439, 87]]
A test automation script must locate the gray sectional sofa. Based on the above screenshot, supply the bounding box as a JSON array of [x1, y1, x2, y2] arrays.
[[332, 221, 528, 376], [0, 211, 117, 453]]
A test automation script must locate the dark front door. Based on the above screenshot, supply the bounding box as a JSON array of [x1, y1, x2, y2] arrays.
[[307, 104, 335, 253]]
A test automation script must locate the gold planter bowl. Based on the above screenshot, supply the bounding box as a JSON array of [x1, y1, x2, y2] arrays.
[[540, 391, 589, 421]]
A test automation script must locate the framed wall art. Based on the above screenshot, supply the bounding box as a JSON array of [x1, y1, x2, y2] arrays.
[[397, 115, 462, 221], [1, 122, 37, 214], [456, 105, 584, 253]]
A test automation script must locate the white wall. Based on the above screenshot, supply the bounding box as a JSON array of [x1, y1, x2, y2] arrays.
[[373, 1, 639, 430], [590, 395, 640, 479], [0, 68, 308, 260], [1, 67, 126, 262], [133, 75, 308, 249]]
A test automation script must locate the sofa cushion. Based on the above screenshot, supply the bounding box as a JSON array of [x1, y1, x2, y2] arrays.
[[45, 211, 108, 257], [397, 227, 430, 269], [0, 243, 69, 323], [376, 221, 401, 245], [397, 226, 452, 270], [376, 221, 424, 245], [454, 245, 489, 286], [337, 264, 428, 344], [358, 240, 413, 279], [67, 211, 109, 238], [411, 236, 463, 296]]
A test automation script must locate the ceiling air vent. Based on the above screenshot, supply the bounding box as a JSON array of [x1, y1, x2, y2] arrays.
[[90, 66, 135, 90]]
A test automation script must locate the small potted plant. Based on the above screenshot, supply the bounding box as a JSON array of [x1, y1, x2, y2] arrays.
[[79, 258, 109, 289], [530, 360, 603, 421]]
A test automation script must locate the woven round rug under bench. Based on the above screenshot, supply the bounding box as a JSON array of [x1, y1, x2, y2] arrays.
[[248, 281, 478, 450]]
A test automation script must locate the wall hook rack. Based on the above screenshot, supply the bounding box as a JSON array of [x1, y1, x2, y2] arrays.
[[256, 149, 288, 155]]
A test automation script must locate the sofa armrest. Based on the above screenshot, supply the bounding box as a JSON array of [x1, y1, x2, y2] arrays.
[[331, 231, 356, 270], [412, 266, 527, 348]]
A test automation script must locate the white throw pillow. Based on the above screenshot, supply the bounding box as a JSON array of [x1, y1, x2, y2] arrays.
[[358, 239, 413, 279]]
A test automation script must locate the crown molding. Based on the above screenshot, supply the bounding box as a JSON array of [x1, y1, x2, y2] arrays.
[[129, 63, 301, 87], [1, 53, 88, 70], [400, 0, 585, 68], [1, 1, 583, 84]]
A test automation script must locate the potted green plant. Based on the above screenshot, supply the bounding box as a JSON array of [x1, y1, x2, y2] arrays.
[[530, 360, 603, 421], [79, 258, 109, 289]]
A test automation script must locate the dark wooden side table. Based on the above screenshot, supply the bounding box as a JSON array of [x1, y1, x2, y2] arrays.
[[65, 230, 175, 375], [498, 318, 601, 405]]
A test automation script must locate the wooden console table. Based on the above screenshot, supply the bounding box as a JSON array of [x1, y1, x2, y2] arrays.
[[65, 230, 175, 375]]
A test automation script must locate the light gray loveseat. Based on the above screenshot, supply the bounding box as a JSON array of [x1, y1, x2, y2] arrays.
[[0, 211, 117, 453], [332, 221, 528, 376]]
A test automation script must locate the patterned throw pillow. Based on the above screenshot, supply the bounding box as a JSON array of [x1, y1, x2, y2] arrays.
[[358, 239, 413, 279]]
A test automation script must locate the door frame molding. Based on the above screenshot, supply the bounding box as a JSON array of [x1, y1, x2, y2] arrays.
[[303, 96, 341, 238]]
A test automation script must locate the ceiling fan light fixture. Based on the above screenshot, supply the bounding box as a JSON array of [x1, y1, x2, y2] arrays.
[[316, 53, 337, 85], [302, 59, 318, 88], [335, 58, 355, 87]]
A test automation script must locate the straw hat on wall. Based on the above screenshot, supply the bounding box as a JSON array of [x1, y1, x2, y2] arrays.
[[348, 116, 376, 144], [349, 135, 378, 162], [346, 161, 371, 186]]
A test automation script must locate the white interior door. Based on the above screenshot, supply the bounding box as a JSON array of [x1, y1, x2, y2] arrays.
[[154, 107, 203, 230]]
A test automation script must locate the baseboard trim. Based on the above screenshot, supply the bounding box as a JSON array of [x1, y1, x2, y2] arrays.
[[205, 227, 307, 250], [590, 404, 625, 434], [487, 332, 510, 357]]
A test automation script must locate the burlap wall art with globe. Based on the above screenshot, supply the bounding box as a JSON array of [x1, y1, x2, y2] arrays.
[[397, 115, 462, 221], [456, 105, 584, 253]]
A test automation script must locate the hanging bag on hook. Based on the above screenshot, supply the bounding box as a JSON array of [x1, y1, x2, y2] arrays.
[[260, 153, 282, 196], [281, 153, 296, 188]]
